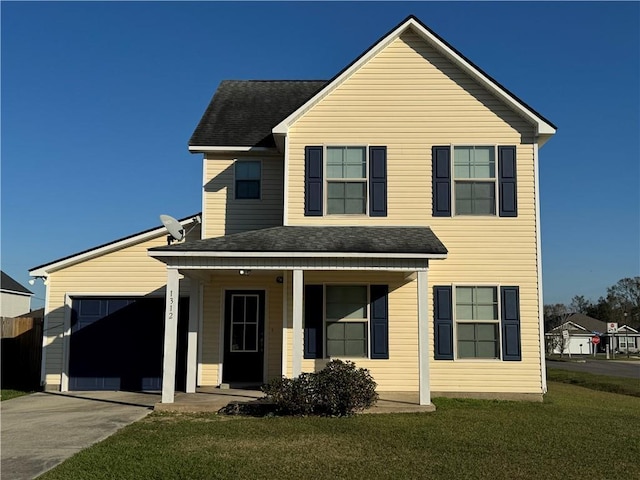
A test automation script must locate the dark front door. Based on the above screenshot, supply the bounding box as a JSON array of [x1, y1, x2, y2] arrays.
[[222, 290, 265, 384]]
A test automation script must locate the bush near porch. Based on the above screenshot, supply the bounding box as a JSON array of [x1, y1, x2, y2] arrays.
[[261, 359, 378, 416], [39, 380, 639, 480]]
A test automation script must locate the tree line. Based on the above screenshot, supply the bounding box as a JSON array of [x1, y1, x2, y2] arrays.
[[544, 277, 640, 331]]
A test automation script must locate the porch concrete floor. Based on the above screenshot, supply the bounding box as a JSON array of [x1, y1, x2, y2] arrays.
[[154, 388, 435, 414]]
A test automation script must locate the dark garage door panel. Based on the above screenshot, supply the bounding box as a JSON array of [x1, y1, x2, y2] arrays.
[[68, 297, 188, 391]]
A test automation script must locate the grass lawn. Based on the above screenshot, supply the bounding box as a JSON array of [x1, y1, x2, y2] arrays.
[[39, 381, 639, 480], [547, 367, 640, 397], [0, 389, 33, 401]]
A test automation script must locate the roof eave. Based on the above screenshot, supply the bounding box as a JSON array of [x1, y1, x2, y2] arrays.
[[188, 146, 279, 154], [148, 250, 447, 260], [0, 289, 33, 297]]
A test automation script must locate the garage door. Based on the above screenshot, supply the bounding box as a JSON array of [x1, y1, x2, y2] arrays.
[[68, 297, 188, 391]]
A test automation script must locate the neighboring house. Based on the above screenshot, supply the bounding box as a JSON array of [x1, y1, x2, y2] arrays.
[[1, 271, 33, 318], [30, 15, 556, 405], [611, 324, 640, 353], [546, 313, 640, 354], [545, 314, 606, 355]]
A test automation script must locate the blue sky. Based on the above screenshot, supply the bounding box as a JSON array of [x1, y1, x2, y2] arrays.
[[2, 2, 638, 310]]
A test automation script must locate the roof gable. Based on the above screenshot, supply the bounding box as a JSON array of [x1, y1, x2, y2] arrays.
[[30, 214, 200, 276], [272, 15, 556, 143]]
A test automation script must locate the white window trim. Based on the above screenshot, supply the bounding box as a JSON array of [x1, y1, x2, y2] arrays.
[[451, 144, 499, 217], [228, 293, 261, 353], [452, 283, 502, 361], [233, 158, 263, 201], [324, 145, 369, 216], [322, 283, 370, 359]]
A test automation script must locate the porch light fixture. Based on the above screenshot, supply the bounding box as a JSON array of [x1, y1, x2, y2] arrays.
[[238, 269, 252, 276]]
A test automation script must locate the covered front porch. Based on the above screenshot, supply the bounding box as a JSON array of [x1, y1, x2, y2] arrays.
[[147, 226, 447, 407]]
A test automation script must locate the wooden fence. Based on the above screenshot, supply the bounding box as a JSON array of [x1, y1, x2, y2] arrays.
[[1, 316, 43, 390]]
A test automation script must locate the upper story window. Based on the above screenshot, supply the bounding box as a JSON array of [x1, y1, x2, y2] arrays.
[[432, 145, 517, 218], [235, 160, 261, 199], [304, 145, 387, 218], [326, 147, 367, 215], [453, 146, 496, 215]]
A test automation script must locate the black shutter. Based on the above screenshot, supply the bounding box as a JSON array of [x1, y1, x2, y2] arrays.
[[369, 147, 387, 217], [370, 285, 389, 359], [305, 146, 323, 216], [498, 146, 517, 217], [501, 286, 521, 361], [304, 285, 324, 359], [432, 146, 451, 217], [434, 286, 454, 359]]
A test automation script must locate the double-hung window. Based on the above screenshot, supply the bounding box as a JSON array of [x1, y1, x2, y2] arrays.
[[453, 146, 496, 215], [235, 160, 261, 199], [325, 285, 368, 357], [326, 146, 367, 215], [455, 286, 500, 359]]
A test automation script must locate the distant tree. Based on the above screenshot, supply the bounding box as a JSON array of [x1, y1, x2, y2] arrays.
[[583, 277, 640, 329], [543, 303, 570, 331], [546, 332, 570, 358], [569, 295, 592, 314], [585, 297, 612, 321], [607, 277, 640, 327]]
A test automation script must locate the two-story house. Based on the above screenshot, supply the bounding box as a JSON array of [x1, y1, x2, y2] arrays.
[[30, 15, 556, 405]]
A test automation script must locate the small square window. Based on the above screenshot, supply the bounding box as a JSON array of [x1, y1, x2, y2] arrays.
[[235, 161, 261, 199]]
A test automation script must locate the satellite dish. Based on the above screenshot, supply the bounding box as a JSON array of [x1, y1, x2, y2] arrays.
[[160, 214, 185, 242]]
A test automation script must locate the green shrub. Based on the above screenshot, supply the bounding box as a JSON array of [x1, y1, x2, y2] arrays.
[[262, 359, 378, 416]]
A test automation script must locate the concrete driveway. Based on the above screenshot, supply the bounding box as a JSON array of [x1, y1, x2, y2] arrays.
[[1, 390, 159, 480]]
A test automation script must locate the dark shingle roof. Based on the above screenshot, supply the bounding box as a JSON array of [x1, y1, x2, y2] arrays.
[[189, 80, 327, 148], [150, 226, 447, 255], [0, 271, 33, 295], [566, 314, 607, 334]]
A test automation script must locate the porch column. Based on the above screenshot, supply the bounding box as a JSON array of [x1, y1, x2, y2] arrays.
[[292, 269, 303, 377], [417, 270, 431, 405], [185, 278, 200, 393], [162, 267, 180, 404]]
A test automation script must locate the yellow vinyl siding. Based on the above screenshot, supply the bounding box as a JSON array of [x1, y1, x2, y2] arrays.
[[203, 154, 284, 239], [284, 30, 543, 394], [200, 272, 284, 386], [43, 233, 189, 389]]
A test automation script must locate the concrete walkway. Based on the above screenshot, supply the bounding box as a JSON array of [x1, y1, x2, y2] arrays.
[[1, 391, 159, 480], [155, 387, 436, 414]]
